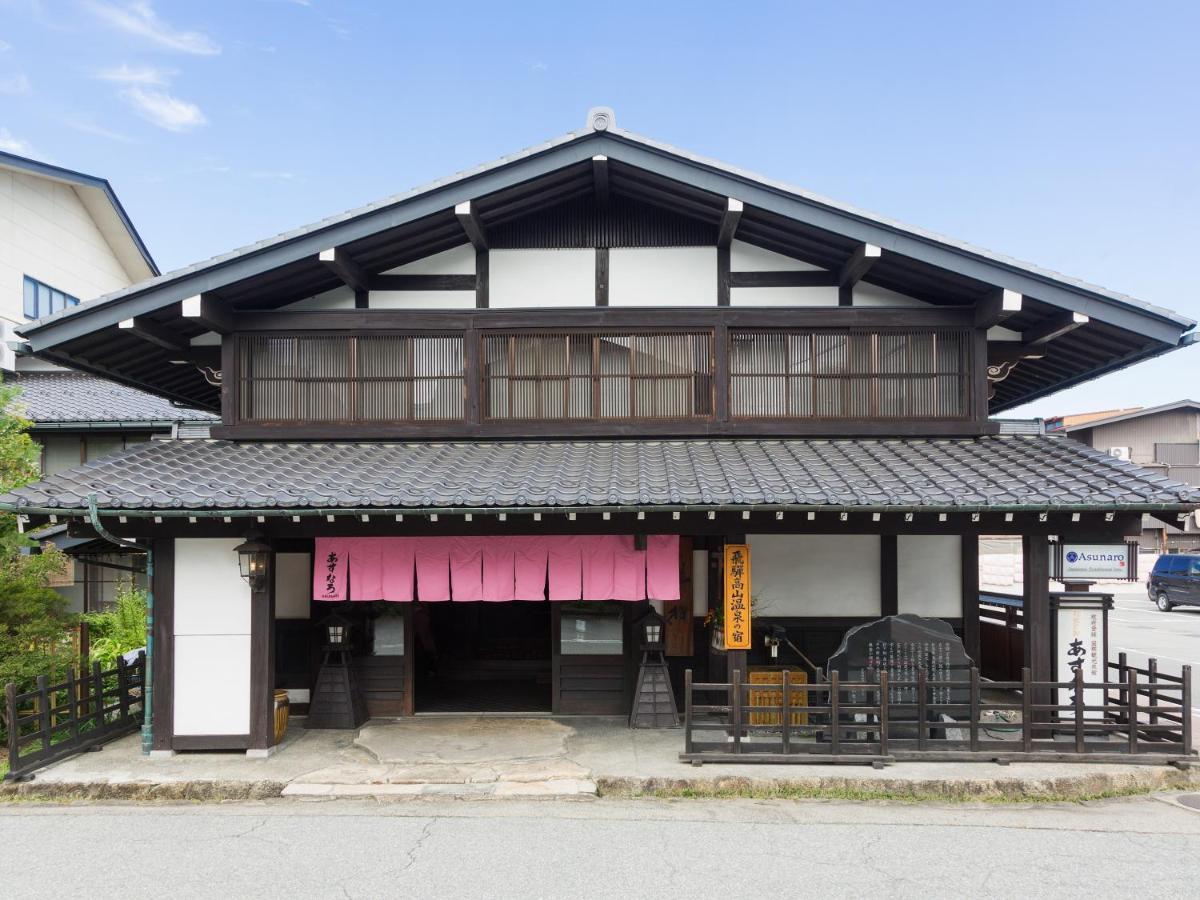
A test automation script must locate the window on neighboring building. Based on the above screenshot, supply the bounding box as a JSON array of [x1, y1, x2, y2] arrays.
[[23, 275, 80, 319]]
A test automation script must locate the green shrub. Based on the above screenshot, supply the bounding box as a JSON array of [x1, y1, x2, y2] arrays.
[[82, 588, 147, 669]]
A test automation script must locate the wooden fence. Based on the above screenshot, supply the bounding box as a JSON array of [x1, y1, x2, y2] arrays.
[[681, 660, 1193, 766], [4, 653, 144, 782]]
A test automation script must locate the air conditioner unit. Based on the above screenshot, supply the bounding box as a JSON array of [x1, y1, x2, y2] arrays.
[[1108, 447, 1132, 461]]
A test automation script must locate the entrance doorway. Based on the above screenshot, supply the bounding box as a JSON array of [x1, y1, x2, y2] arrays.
[[413, 601, 553, 713]]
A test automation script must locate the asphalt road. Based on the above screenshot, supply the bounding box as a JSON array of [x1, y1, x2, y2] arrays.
[[1, 797, 1198, 899]]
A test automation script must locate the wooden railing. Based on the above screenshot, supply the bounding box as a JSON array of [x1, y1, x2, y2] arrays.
[[682, 660, 1193, 766], [4, 654, 144, 782]]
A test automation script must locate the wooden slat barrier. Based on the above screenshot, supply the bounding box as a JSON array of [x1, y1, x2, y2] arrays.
[[3, 654, 145, 782], [680, 657, 1193, 766]]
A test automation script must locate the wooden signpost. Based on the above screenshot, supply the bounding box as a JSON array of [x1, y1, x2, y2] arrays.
[[723, 543, 751, 650]]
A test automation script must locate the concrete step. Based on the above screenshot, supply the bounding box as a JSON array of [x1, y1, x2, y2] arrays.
[[282, 778, 597, 800]]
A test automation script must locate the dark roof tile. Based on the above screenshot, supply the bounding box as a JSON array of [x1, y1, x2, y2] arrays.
[[0, 436, 1197, 515], [9, 373, 217, 425]]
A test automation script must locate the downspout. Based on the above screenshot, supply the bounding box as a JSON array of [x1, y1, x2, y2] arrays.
[[87, 495, 154, 756]]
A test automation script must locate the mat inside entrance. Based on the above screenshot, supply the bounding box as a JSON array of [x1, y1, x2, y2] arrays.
[[416, 677, 552, 713]]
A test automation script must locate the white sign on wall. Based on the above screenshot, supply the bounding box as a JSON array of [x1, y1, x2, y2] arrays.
[[1056, 605, 1105, 720], [1060, 544, 1132, 581]]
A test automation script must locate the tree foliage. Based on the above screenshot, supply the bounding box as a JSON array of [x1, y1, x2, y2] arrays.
[[83, 587, 147, 669]]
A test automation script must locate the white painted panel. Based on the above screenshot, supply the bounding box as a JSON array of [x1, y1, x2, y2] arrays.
[[897, 535, 962, 617], [173, 635, 251, 735], [383, 244, 475, 275], [370, 291, 476, 309], [275, 553, 311, 619], [730, 287, 839, 307], [748, 535, 881, 617], [174, 538, 251, 636], [730, 240, 823, 272], [490, 249, 594, 308], [693, 549, 709, 616], [609, 247, 716, 306], [285, 285, 355, 311], [853, 283, 930, 308]]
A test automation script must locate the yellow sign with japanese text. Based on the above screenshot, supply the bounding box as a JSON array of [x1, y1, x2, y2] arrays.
[[723, 543, 751, 650]]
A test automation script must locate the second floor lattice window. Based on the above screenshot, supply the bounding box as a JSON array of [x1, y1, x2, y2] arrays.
[[728, 328, 971, 419], [482, 331, 714, 420], [237, 334, 466, 424]]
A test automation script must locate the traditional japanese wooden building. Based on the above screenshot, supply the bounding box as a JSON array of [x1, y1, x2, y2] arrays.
[[2, 109, 1197, 756]]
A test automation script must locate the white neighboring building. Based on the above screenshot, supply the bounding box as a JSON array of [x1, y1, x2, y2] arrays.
[[0, 150, 215, 612]]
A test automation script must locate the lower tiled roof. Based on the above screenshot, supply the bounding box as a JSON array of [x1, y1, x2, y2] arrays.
[[1, 436, 1197, 515], [8, 372, 217, 425]]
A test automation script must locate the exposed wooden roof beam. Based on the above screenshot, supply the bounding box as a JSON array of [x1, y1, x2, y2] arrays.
[[454, 201, 488, 251], [181, 294, 235, 335], [318, 247, 369, 293], [988, 343, 1046, 365], [974, 288, 1023, 327], [592, 155, 610, 211], [1022, 310, 1089, 346], [117, 316, 193, 357], [730, 270, 839, 288], [717, 198, 743, 249], [838, 243, 883, 306]]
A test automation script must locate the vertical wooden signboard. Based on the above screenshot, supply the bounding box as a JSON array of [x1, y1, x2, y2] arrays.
[[723, 543, 751, 650]]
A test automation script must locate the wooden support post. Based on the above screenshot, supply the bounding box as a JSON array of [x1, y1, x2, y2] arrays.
[[683, 669, 693, 755], [37, 675, 50, 755], [961, 535, 980, 666], [916, 669, 927, 751], [1148, 658, 1159, 729], [4, 681, 17, 773], [830, 670, 841, 754], [880, 535, 898, 616], [249, 549, 276, 751], [1023, 534, 1052, 723], [969, 667, 980, 752], [781, 668, 792, 754], [66, 668, 80, 743], [731, 668, 742, 754], [117, 657, 130, 721], [1021, 667, 1033, 752], [1127, 668, 1139, 753], [1182, 665, 1193, 754], [151, 539, 175, 752], [91, 661, 103, 729], [878, 670, 889, 756]]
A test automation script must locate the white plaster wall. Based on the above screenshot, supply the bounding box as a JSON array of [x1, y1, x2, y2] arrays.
[[609, 247, 716, 306], [370, 291, 476, 309], [383, 244, 475, 275], [852, 282, 931, 308], [490, 248, 594, 308], [729, 240, 823, 272], [173, 538, 252, 736], [286, 285, 355, 311], [730, 286, 839, 307], [275, 552, 312, 619], [748, 535, 881, 617], [897, 535, 963, 618], [0, 169, 136, 328]]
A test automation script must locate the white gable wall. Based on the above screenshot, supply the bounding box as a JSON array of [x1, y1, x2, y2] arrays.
[[173, 539, 252, 737], [609, 247, 716, 306], [490, 249, 594, 307], [0, 168, 137, 328]]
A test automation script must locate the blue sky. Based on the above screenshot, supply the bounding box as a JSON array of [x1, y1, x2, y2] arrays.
[[0, 0, 1196, 417]]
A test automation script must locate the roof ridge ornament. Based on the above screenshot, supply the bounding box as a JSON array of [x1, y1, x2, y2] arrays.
[[587, 106, 615, 132]]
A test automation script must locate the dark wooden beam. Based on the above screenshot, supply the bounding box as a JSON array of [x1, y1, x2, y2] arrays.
[[150, 538, 174, 752], [961, 535, 980, 665], [838, 243, 882, 306], [475, 249, 489, 309], [1021, 310, 1089, 346], [974, 288, 1023, 327], [988, 343, 1047, 365], [317, 247, 369, 294], [181, 294, 236, 335], [369, 274, 477, 292], [880, 535, 898, 616], [729, 270, 839, 288], [595, 247, 609, 306], [117, 316, 192, 356], [717, 198, 743, 249], [454, 201, 488, 251], [592, 155, 610, 212]]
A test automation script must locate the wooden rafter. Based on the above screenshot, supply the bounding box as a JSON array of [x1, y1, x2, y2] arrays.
[[717, 198, 743, 249], [837, 243, 882, 306]]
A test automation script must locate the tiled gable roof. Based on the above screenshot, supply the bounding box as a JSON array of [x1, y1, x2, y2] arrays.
[[1, 436, 1196, 515], [8, 373, 217, 426]]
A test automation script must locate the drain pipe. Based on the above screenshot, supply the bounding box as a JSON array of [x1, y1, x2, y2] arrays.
[[87, 495, 154, 756]]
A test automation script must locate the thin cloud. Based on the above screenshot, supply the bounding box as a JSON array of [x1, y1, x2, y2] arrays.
[[94, 63, 175, 85], [64, 118, 136, 143], [121, 86, 207, 132], [0, 128, 33, 155], [0, 72, 30, 94], [0, 39, 11, 52], [86, 1, 220, 56]]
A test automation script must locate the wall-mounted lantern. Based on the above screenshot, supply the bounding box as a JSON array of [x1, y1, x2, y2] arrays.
[[233, 533, 271, 591]]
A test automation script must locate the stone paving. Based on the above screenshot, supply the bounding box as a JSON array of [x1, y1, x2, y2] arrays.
[[8, 715, 1198, 802]]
